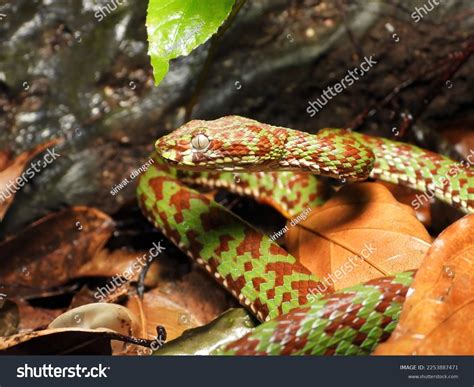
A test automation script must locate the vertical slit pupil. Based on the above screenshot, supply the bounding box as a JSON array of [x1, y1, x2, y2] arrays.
[[193, 134, 209, 150]]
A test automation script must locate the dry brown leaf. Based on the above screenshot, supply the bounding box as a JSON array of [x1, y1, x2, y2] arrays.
[[126, 290, 200, 343], [286, 182, 432, 290], [49, 303, 143, 355], [77, 248, 161, 288], [49, 303, 141, 336], [0, 207, 114, 298], [0, 304, 148, 355], [0, 139, 61, 220], [380, 181, 432, 226], [124, 266, 238, 353], [158, 269, 237, 324], [374, 214, 474, 355], [15, 299, 64, 332]]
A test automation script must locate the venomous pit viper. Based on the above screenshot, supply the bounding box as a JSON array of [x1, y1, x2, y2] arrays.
[[137, 116, 473, 355]]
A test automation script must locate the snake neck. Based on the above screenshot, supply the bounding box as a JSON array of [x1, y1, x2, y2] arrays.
[[280, 130, 375, 180]]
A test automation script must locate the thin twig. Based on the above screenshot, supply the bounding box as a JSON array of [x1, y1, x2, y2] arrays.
[[336, 0, 365, 60]]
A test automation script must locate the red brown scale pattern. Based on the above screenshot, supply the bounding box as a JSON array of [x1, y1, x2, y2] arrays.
[[223, 274, 411, 355], [284, 131, 375, 179], [308, 128, 474, 212]]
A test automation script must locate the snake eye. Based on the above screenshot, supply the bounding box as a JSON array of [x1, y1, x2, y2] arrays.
[[191, 134, 210, 152]]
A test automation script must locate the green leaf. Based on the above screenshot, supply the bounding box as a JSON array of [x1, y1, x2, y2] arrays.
[[146, 0, 235, 85]]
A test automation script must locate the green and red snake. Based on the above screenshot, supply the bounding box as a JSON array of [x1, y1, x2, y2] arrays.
[[137, 116, 473, 355]]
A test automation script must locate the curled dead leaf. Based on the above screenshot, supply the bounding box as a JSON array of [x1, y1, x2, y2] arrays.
[[49, 303, 141, 336], [49, 303, 141, 355], [374, 213, 474, 355], [286, 183, 431, 290]]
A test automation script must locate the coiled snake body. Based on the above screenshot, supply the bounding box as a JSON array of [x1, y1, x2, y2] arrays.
[[137, 116, 473, 355]]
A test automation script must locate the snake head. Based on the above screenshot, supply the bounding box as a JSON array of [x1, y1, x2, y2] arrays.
[[155, 116, 286, 171]]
